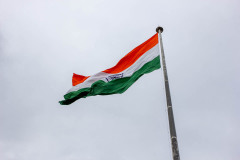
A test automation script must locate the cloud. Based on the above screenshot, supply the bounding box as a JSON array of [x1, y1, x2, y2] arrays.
[[0, 0, 239, 160]]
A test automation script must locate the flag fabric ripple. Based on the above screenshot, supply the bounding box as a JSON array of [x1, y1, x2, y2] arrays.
[[59, 33, 160, 105]]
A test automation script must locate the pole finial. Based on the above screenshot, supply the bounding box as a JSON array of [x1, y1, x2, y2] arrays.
[[156, 26, 164, 33]]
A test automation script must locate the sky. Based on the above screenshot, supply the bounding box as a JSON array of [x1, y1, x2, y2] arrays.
[[0, 0, 240, 160]]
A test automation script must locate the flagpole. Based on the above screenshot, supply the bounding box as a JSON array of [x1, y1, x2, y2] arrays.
[[156, 26, 180, 160]]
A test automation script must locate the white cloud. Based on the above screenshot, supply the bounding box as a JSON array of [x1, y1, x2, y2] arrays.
[[0, 0, 240, 160]]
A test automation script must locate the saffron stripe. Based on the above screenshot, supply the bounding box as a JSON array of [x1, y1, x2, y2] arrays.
[[103, 33, 158, 74], [72, 33, 158, 86], [72, 73, 90, 86]]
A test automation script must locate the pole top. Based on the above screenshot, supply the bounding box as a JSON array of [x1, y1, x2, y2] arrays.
[[156, 26, 164, 33]]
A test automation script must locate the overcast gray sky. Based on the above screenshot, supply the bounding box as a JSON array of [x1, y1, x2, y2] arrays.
[[0, 0, 240, 160]]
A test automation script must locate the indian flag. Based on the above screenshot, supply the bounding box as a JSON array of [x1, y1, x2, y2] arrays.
[[59, 33, 160, 105]]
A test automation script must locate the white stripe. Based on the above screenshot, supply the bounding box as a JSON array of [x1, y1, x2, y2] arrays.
[[67, 44, 159, 93]]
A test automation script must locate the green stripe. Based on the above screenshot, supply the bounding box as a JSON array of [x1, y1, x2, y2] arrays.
[[59, 56, 160, 105]]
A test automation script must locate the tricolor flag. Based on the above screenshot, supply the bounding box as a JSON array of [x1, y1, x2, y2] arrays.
[[59, 33, 160, 105]]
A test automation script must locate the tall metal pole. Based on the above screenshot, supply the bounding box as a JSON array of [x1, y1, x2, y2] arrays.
[[156, 26, 180, 160]]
